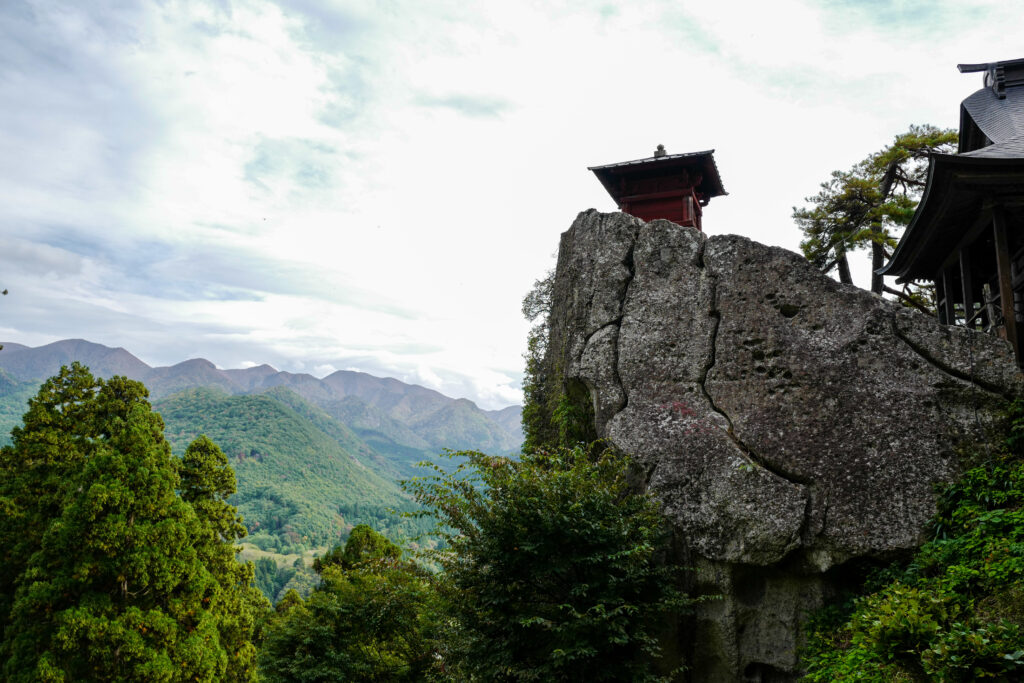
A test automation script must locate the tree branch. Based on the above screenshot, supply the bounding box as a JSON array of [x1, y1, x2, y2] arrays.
[[883, 285, 932, 315]]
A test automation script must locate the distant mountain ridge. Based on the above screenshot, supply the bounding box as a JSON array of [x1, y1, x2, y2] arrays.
[[0, 339, 151, 381], [0, 339, 523, 462], [0, 340, 522, 557]]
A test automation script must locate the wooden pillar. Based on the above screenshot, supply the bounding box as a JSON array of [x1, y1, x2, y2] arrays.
[[960, 246, 976, 328], [992, 206, 1020, 361], [984, 283, 998, 333], [942, 267, 957, 325], [935, 276, 947, 324]]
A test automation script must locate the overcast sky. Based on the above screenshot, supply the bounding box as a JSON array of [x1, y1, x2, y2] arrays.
[[0, 1, 1020, 409]]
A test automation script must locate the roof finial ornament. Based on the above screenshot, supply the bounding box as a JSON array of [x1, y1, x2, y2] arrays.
[[958, 60, 1015, 100], [654, 144, 667, 158]]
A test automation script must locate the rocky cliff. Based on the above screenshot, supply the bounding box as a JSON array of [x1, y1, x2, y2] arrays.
[[543, 210, 1023, 681]]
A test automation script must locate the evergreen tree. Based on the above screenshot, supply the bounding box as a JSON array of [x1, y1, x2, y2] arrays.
[[313, 523, 401, 573], [179, 435, 269, 682], [794, 124, 957, 301], [521, 270, 558, 451], [0, 363, 101, 635], [0, 366, 263, 682]]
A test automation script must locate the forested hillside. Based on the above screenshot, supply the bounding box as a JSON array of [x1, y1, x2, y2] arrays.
[[155, 387, 435, 552], [0, 370, 36, 443]]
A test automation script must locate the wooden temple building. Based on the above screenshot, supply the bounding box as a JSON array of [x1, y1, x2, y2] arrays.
[[589, 145, 726, 230], [880, 57, 1024, 363]]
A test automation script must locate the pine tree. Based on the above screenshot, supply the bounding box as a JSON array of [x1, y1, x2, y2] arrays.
[[312, 523, 401, 573], [521, 270, 558, 451], [794, 124, 957, 302], [0, 363, 103, 636]]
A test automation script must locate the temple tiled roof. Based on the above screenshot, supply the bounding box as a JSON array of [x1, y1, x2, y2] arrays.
[[961, 133, 1024, 159], [959, 58, 1024, 156], [881, 58, 1024, 281], [588, 149, 727, 204], [961, 86, 1024, 149]]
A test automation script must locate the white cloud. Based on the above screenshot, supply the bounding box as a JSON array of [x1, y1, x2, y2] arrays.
[[1, 0, 1021, 408]]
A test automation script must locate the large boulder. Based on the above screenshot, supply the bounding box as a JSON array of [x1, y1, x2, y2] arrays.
[[546, 210, 1023, 681]]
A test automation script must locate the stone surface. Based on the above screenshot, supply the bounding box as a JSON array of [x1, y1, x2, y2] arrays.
[[547, 210, 1024, 681]]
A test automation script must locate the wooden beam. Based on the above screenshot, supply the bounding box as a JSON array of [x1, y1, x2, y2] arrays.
[[935, 276, 947, 324], [942, 266, 957, 325], [960, 246, 977, 328], [993, 206, 1020, 361], [618, 189, 689, 202]]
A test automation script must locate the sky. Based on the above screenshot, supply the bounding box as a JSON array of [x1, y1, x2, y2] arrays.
[[0, 0, 1021, 410]]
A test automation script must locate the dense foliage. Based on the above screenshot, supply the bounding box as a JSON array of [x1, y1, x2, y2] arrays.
[[0, 364, 265, 682], [405, 444, 693, 682], [178, 436, 268, 681], [520, 271, 596, 452], [802, 402, 1024, 681], [794, 124, 957, 301], [252, 556, 319, 604], [3, 364, 695, 681], [521, 270, 557, 451], [260, 524, 441, 682]]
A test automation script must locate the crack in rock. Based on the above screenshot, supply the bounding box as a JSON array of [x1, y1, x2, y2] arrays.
[[581, 319, 621, 348], [890, 318, 1015, 398], [697, 243, 812, 491], [612, 239, 636, 413], [577, 231, 636, 432]]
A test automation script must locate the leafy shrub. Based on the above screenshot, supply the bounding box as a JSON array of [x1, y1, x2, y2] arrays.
[[404, 443, 694, 681], [260, 526, 440, 682], [802, 402, 1024, 681]]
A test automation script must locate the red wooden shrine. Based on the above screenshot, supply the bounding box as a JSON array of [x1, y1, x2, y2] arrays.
[[589, 145, 727, 230]]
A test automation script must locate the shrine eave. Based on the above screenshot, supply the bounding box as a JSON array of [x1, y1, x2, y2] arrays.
[[880, 152, 1024, 282], [588, 149, 727, 204]]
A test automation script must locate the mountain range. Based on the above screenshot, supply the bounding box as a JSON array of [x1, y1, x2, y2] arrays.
[[0, 339, 523, 552], [0, 339, 522, 460]]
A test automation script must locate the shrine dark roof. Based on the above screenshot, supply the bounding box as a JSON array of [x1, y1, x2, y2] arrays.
[[878, 153, 1024, 281], [960, 84, 1024, 150], [881, 58, 1024, 281], [961, 89, 1024, 144], [961, 134, 1024, 159], [958, 58, 1024, 153], [588, 149, 717, 172], [588, 149, 727, 204]]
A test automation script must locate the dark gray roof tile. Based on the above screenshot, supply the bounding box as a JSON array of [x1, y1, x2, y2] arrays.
[[587, 149, 717, 171], [961, 84, 1024, 144], [961, 133, 1024, 159]]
